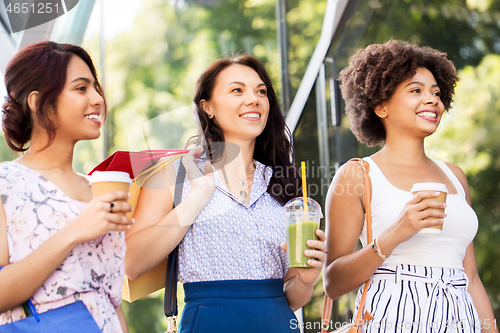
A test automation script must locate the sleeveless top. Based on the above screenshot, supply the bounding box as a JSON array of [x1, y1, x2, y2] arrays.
[[0, 162, 125, 333], [177, 160, 289, 283], [359, 157, 478, 270]]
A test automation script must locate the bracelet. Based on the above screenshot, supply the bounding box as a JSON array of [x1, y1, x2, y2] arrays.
[[372, 237, 390, 260]]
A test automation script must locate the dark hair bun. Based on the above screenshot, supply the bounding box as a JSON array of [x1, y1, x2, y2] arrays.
[[2, 95, 33, 152]]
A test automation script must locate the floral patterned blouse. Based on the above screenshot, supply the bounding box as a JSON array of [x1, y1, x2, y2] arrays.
[[0, 162, 125, 333]]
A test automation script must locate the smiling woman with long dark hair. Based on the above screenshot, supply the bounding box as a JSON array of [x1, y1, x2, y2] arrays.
[[125, 54, 326, 332]]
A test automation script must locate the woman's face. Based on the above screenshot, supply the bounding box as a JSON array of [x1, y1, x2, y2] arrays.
[[51, 55, 105, 142], [379, 67, 445, 138], [201, 64, 270, 144]]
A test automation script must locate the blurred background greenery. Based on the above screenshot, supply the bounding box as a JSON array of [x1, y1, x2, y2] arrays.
[[2, 0, 500, 332]]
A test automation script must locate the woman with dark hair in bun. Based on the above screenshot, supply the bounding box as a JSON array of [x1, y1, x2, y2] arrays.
[[324, 40, 497, 332], [0, 41, 133, 332]]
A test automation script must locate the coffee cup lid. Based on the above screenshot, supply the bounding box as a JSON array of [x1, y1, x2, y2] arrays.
[[410, 182, 448, 194], [89, 171, 132, 184]]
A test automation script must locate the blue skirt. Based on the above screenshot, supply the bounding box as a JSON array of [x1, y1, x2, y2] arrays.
[[179, 279, 299, 333]]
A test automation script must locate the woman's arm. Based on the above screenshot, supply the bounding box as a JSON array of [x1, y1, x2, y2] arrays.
[[125, 147, 215, 280], [447, 162, 498, 333], [463, 243, 498, 333], [283, 229, 326, 311], [323, 161, 447, 300], [323, 161, 384, 299], [0, 191, 133, 313]]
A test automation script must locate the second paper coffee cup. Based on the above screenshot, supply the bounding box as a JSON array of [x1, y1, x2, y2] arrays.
[[410, 182, 448, 235], [90, 171, 132, 216]]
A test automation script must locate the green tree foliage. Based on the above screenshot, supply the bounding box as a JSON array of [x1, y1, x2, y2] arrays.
[[285, 0, 328, 94], [335, 0, 500, 70], [427, 54, 500, 315], [0, 133, 18, 162], [122, 294, 166, 333]]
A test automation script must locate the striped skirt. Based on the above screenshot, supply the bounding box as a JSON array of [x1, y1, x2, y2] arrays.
[[354, 265, 481, 333]]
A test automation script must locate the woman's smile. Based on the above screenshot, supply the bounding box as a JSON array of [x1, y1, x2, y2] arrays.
[[239, 112, 261, 121], [416, 110, 438, 122], [85, 111, 102, 126]]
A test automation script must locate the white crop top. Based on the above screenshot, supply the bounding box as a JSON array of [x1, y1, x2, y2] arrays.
[[359, 157, 478, 270]]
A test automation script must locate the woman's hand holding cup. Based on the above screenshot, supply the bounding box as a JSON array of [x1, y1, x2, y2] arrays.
[[410, 183, 448, 235], [281, 229, 327, 286], [384, 187, 448, 250], [282, 197, 326, 286], [67, 190, 134, 244], [65, 171, 134, 244]]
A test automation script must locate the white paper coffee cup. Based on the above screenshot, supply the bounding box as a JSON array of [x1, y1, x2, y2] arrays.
[[90, 171, 132, 216], [411, 182, 448, 235]]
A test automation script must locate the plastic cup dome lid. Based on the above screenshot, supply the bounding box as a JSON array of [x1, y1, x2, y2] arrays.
[[285, 197, 321, 213]]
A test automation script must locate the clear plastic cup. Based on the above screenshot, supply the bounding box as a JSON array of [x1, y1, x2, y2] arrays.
[[285, 197, 322, 268]]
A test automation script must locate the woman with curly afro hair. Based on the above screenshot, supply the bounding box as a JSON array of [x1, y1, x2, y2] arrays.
[[323, 40, 497, 332]]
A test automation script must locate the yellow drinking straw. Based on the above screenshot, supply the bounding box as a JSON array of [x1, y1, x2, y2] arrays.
[[301, 161, 309, 220]]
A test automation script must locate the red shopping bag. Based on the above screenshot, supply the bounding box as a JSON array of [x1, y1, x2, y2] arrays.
[[89, 149, 189, 179]]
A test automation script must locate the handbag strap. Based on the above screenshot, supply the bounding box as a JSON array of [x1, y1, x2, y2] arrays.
[[164, 161, 187, 320], [321, 158, 372, 333]]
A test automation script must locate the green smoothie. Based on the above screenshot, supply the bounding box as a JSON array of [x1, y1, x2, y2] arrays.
[[287, 221, 319, 268]]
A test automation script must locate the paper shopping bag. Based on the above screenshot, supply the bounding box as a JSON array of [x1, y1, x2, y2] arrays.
[[90, 150, 188, 302]]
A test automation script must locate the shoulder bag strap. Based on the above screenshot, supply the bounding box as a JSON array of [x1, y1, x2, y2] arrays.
[[321, 158, 372, 333], [164, 161, 187, 321]]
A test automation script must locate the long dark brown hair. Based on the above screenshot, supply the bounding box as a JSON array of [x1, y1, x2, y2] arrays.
[[2, 41, 105, 152], [193, 54, 301, 205]]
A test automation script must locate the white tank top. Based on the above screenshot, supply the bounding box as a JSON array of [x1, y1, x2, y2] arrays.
[[359, 157, 478, 270]]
